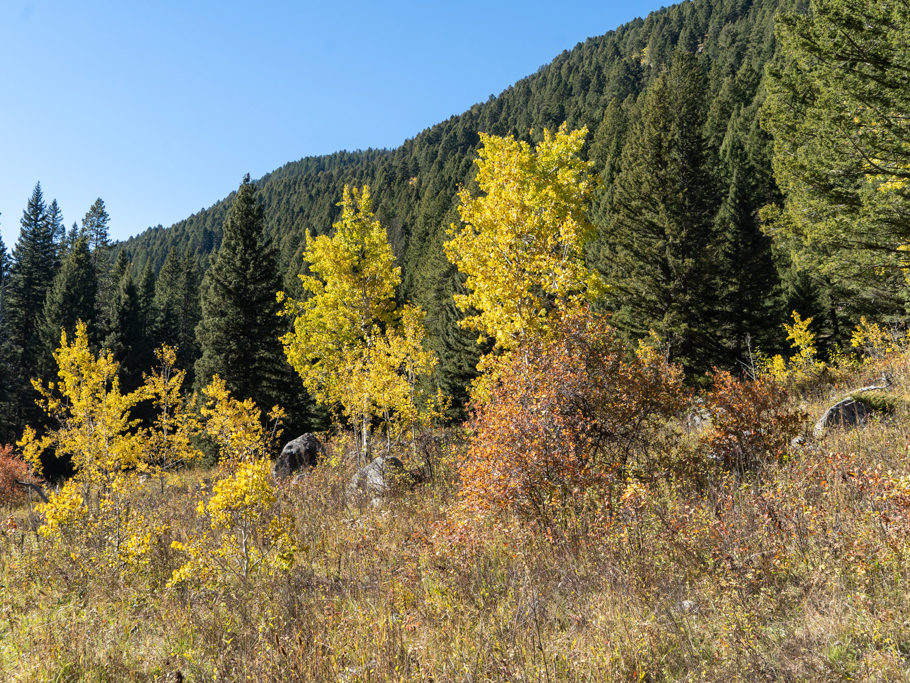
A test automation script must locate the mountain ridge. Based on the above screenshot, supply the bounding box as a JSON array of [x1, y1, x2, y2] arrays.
[[119, 0, 788, 401]]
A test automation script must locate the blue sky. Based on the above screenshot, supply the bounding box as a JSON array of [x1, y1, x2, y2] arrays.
[[0, 0, 667, 249]]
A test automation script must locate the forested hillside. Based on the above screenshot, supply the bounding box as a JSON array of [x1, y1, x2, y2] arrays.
[[120, 0, 793, 402]]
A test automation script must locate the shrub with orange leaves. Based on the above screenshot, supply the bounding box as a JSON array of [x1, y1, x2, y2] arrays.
[[455, 308, 687, 533], [0, 444, 40, 506], [700, 370, 804, 474]]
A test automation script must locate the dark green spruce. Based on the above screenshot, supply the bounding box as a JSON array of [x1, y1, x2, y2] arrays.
[[152, 248, 201, 382], [39, 236, 98, 378], [6, 183, 58, 424], [601, 52, 722, 375], [104, 262, 154, 392], [0, 231, 18, 443], [194, 175, 291, 418]]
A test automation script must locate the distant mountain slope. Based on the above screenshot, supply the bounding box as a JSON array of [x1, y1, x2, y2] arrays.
[[122, 0, 783, 273], [120, 0, 789, 401]]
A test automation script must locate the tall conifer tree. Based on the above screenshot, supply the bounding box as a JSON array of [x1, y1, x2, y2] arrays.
[[0, 230, 16, 441], [82, 198, 111, 266], [195, 175, 286, 413], [602, 52, 721, 374], [7, 183, 57, 421], [104, 265, 153, 392], [152, 248, 201, 379], [712, 102, 784, 361], [39, 236, 98, 377], [763, 0, 910, 318], [46, 199, 66, 265]]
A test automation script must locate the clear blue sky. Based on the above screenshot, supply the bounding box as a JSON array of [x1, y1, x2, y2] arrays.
[[0, 0, 667, 249]]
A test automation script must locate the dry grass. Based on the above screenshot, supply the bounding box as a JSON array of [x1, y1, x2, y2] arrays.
[[2, 361, 910, 681]]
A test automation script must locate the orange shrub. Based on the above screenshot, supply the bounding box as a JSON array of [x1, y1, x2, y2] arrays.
[[456, 309, 687, 531], [0, 444, 39, 506], [700, 370, 804, 473]]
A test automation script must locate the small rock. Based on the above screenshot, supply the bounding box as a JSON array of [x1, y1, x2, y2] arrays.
[[677, 599, 699, 615], [683, 398, 710, 433]]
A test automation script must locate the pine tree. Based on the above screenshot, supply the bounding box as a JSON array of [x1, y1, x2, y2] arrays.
[[7, 183, 58, 423], [762, 0, 910, 319], [0, 230, 17, 442], [137, 261, 156, 338], [100, 251, 129, 342], [39, 236, 98, 378], [104, 265, 153, 392], [0, 229, 9, 297], [425, 262, 486, 419], [195, 175, 287, 415], [602, 52, 721, 374], [711, 101, 785, 362], [152, 248, 201, 379], [82, 198, 111, 268], [62, 222, 81, 254], [46, 199, 66, 265]]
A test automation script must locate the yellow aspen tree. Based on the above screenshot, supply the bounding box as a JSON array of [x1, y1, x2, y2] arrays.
[[169, 377, 290, 588], [363, 305, 438, 454], [22, 322, 144, 485], [279, 185, 436, 460], [169, 458, 296, 589], [18, 322, 160, 572], [444, 123, 604, 354], [141, 345, 202, 493], [198, 375, 284, 465]]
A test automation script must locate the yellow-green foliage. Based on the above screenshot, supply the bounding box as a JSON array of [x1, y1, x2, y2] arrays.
[[762, 311, 826, 384], [280, 185, 437, 454], [851, 316, 897, 358], [170, 376, 294, 588], [199, 374, 283, 463], [169, 459, 295, 589], [21, 322, 144, 482], [762, 313, 910, 388], [280, 185, 399, 406], [444, 123, 605, 353], [356, 304, 438, 442], [142, 345, 202, 488], [18, 323, 165, 573]]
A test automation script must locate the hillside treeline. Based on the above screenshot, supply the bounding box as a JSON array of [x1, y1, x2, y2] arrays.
[[3, 0, 907, 442], [117, 0, 796, 403]]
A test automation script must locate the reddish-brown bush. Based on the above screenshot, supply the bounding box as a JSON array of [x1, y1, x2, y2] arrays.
[[700, 370, 804, 474], [455, 309, 687, 531], [0, 444, 39, 506]]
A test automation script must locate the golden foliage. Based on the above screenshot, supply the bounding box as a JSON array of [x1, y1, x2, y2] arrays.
[[444, 124, 605, 353], [23, 322, 145, 482], [199, 374, 283, 464], [141, 345, 202, 489], [169, 458, 295, 589], [280, 185, 438, 456], [761, 311, 825, 385]]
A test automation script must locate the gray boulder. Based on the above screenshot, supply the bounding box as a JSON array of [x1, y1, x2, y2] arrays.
[[813, 397, 872, 438], [273, 433, 323, 478], [347, 455, 405, 501]]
